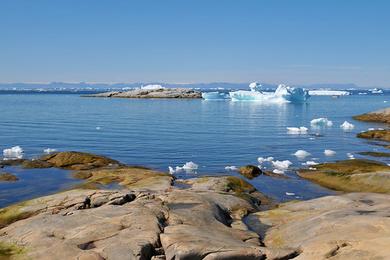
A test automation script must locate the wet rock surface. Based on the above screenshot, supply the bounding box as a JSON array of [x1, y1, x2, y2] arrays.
[[85, 88, 202, 99]]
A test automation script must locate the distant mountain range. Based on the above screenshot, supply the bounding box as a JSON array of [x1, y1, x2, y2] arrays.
[[0, 82, 387, 90]]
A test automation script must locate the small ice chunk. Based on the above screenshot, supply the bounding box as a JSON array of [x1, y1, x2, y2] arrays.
[[285, 192, 295, 196], [347, 153, 355, 159], [324, 149, 336, 156], [96, 126, 102, 130], [302, 161, 319, 166], [368, 128, 375, 131], [3, 146, 24, 159], [225, 165, 238, 171], [272, 160, 292, 170], [311, 118, 333, 127], [257, 156, 274, 164], [340, 121, 355, 131], [168, 166, 175, 174], [287, 127, 308, 134], [273, 169, 285, 174], [293, 150, 311, 159], [43, 148, 57, 154], [169, 161, 199, 174]]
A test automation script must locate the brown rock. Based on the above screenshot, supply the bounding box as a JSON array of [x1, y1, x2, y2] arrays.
[[0, 172, 18, 182], [239, 165, 262, 179], [353, 107, 390, 124], [40, 151, 120, 170], [357, 129, 390, 143]]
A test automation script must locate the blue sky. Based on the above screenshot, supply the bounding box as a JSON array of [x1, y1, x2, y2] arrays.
[[0, 0, 389, 86]]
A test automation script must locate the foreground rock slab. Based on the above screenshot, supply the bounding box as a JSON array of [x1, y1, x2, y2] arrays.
[[246, 192, 390, 259], [298, 159, 390, 193], [353, 107, 390, 124], [0, 176, 276, 260], [86, 88, 202, 99]]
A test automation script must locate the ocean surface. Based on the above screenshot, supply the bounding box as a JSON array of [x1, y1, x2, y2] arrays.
[[1, 92, 389, 207]]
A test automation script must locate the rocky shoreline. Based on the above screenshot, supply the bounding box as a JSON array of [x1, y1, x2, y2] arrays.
[[84, 88, 202, 99], [1, 108, 390, 259], [1, 149, 390, 259]]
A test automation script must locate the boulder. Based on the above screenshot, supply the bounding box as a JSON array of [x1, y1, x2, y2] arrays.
[[239, 165, 262, 179], [298, 159, 390, 193], [353, 107, 390, 124], [246, 193, 390, 259], [0, 172, 18, 182], [39, 151, 121, 170]]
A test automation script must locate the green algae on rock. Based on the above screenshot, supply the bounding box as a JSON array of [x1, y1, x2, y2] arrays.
[[358, 151, 390, 157], [0, 241, 25, 259], [298, 159, 390, 193]]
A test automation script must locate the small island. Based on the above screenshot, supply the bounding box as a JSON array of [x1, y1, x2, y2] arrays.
[[85, 85, 202, 99]]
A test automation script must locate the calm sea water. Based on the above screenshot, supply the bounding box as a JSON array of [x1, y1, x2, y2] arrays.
[[0, 93, 389, 207]]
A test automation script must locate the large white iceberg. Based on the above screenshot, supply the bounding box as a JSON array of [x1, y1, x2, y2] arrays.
[[202, 82, 310, 103]]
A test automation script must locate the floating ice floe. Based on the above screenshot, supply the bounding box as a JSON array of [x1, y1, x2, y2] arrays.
[[287, 127, 308, 134], [169, 161, 199, 174], [96, 126, 102, 130], [201, 92, 230, 100], [347, 153, 355, 159], [308, 90, 350, 96], [225, 165, 238, 171], [141, 84, 165, 90], [272, 160, 292, 171], [3, 146, 24, 160], [324, 149, 336, 156], [228, 83, 310, 103], [273, 169, 285, 174], [257, 157, 274, 164], [285, 192, 296, 196], [43, 148, 57, 154], [340, 121, 355, 131], [302, 161, 319, 166], [310, 118, 333, 127], [293, 150, 311, 159], [369, 88, 383, 94]]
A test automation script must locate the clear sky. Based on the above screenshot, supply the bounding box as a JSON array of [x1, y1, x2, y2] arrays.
[[0, 0, 389, 86]]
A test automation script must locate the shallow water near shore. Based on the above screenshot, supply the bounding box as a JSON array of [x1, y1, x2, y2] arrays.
[[0, 93, 389, 206]]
